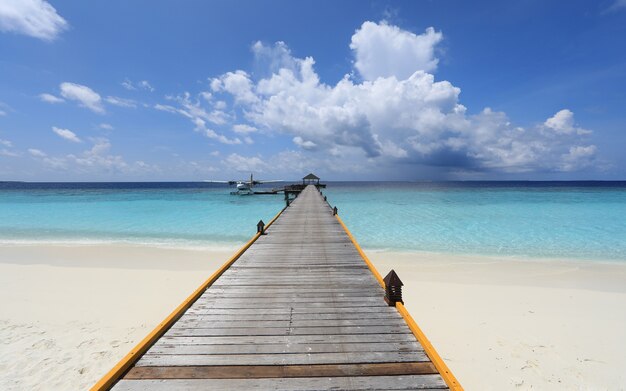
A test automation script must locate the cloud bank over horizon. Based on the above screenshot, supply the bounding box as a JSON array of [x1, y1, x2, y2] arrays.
[[156, 20, 597, 177]]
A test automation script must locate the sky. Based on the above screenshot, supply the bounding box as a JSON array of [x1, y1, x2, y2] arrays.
[[0, 0, 625, 181]]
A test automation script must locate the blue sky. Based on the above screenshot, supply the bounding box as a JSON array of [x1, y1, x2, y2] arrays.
[[0, 0, 625, 181]]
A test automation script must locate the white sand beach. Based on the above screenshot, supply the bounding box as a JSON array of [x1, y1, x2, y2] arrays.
[[371, 251, 626, 390], [0, 245, 235, 391], [1, 244, 625, 390]]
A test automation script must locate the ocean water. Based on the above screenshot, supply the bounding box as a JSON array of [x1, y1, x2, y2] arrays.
[[0, 181, 625, 261]]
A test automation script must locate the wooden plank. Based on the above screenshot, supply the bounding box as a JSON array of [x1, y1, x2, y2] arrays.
[[193, 302, 390, 309], [114, 375, 448, 390], [136, 351, 429, 366], [207, 287, 383, 292], [124, 362, 438, 379], [199, 294, 384, 300], [148, 341, 423, 355], [213, 278, 377, 284], [157, 333, 418, 345], [214, 270, 369, 275], [194, 296, 385, 305], [208, 285, 380, 290], [172, 312, 399, 321], [185, 306, 398, 314], [229, 263, 369, 267], [205, 287, 380, 292], [166, 325, 413, 336], [174, 318, 407, 328]]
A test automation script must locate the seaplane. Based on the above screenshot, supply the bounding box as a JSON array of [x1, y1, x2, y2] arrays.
[[204, 174, 282, 195]]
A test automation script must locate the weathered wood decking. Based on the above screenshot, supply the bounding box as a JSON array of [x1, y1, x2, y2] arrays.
[[105, 185, 455, 390]]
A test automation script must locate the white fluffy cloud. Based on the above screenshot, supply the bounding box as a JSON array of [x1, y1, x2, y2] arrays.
[[39, 93, 64, 104], [60, 82, 105, 114], [293, 136, 317, 150], [216, 26, 596, 173], [0, 0, 67, 41], [122, 78, 155, 92], [155, 93, 240, 144], [350, 21, 443, 80], [138, 80, 154, 91], [232, 124, 257, 134], [67, 138, 126, 170], [160, 21, 598, 176], [252, 40, 299, 75], [249, 61, 465, 159], [52, 126, 81, 143], [29, 138, 155, 174], [0, 138, 17, 157], [210, 70, 259, 104], [544, 109, 591, 135], [223, 153, 269, 173], [194, 118, 242, 145], [560, 145, 597, 171], [106, 96, 137, 108]]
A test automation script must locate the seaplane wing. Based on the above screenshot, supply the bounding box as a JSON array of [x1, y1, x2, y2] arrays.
[[252, 179, 283, 184], [202, 180, 234, 184]]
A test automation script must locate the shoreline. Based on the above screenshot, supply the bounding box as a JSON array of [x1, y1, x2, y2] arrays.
[[2, 238, 625, 265], [1, 243, 625, 389]]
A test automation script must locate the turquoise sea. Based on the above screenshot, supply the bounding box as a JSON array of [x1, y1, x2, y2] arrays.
[[0, 182, 625, 261]]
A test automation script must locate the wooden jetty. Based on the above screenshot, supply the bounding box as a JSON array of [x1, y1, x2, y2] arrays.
[[255, 173, 326, 196], [93, 185, 461, 390]]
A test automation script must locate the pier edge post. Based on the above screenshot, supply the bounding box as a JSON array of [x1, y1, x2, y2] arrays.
[[383, 270, 404, 306]]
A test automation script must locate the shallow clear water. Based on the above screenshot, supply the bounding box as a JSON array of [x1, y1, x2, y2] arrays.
[[1, 181, 625, 260], [324, 182, 626, 261], [0, 183, 284, 248]]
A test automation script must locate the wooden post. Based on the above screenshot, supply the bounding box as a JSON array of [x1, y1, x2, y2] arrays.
[[257, 220, 265, 235], [333, 206, 338, 215]]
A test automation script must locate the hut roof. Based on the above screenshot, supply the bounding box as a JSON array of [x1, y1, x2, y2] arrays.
[[303, 173, 320, 180]]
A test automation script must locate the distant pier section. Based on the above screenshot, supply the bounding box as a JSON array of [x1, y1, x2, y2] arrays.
[[282, 173, 326, 205], [254, 173, 327, 205]]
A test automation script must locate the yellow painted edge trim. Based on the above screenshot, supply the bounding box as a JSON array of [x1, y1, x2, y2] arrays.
[[91, 206, 286, 391], [396, 302, 463, 390], [335, 213, 463, 391]]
